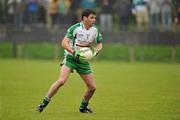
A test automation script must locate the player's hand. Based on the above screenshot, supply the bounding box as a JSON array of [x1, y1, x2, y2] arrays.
[[73, 51, 85, 61], [93, 48, 99, 57]]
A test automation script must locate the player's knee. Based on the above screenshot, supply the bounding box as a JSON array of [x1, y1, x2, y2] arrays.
[[56, 79, 65, 86], [90, 85, 96, 92]]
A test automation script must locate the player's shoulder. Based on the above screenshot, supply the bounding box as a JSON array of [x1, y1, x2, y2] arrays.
[[68, 23, 81, 32], [92, 24, 98, 29], [68, 22, 81, 31], [92, 24, 100, 32]]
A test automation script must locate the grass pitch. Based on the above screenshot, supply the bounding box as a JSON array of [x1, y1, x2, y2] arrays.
[[0, 59, 180, 120]]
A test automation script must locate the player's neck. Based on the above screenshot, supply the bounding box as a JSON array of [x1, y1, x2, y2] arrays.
[[82, 21, 91, 30]]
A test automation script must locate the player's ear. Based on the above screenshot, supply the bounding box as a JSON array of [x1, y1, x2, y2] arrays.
[[83, 16, 87, 21]]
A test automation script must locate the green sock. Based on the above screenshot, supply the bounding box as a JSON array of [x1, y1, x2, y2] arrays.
[[80, 99, 88, 109], [42, 96, 51, 107]]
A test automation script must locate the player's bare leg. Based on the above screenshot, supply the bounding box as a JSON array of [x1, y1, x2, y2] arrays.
[[37, 65, 71, 112], [79, 73, 96, 113], [47, 65, 71, 98]]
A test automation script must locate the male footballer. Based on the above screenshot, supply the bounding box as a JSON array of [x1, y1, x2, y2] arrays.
[[37, 9, 103, 113]]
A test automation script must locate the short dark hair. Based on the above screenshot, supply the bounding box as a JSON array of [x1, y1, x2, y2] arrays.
[[81, 9, 96, 20]]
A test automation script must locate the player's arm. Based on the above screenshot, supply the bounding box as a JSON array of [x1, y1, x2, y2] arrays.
[[61, 37, 85, 60], [61, 37, 74, 54], [94, 30, 103, 56], [93, 42, 102, 56], [95, 42, 102, 52]]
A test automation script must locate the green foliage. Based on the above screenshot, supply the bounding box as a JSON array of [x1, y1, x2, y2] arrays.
[[176, 47, 180, 61], [0, 0, 5, 23], [22, 43, 55, 59], [0, 42, 13, 58], [0, 42, 180, 62], [98, 44, 180, 62], [1, 60, 180, 120], [98, 44, 129, 60], [135, 45, 172, 62]]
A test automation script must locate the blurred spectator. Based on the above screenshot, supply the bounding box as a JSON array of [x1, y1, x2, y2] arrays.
[[0, 1, 4, 23], [75, 0, 97, 22], [7, 0, 25, 28], [172, 0, 180, 32], [15, 0, 25, 28], [81, 0, 97, 10], [58, 0, 71, 24], [39, 0, 51, 29], [148, 0, 161, 31], [161, 0, 172, 31], [40, 0, 49, 9], [99, 0, 113, 32], [7, 0, 15, 23], [132, 0, 149, 31], [64, 0, 72, 24], [49, 0, 58, 28], [114, 0, 131, 31], [27, 0, 39, 24], [58, 0, 65, 24], [37, 0, 48, 24], [70, 0, 81, 24]]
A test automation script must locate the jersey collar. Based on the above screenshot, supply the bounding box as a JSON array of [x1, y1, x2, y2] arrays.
[[81, 21, 91, 30]]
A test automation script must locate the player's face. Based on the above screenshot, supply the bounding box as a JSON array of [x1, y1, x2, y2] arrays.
[[85, 14, 96, 27]]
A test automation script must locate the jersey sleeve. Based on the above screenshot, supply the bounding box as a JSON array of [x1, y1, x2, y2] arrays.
[[96, 32, 103, 43], [65, 23, 80, 40], [65, 27, 74, 40]]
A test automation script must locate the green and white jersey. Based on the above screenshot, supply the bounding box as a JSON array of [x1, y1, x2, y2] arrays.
[[65, 22, 103, 55]]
